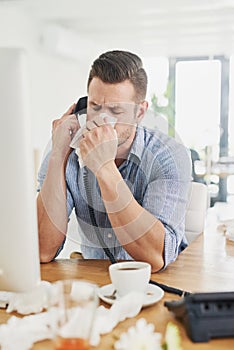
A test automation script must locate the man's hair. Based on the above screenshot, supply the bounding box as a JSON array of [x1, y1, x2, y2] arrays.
[[87, 50, 148, 102]]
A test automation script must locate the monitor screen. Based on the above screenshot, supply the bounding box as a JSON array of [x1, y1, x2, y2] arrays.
[[0, 48, 41, 292]]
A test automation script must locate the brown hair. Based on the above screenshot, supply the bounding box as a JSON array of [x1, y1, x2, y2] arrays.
[[87, 50, 147, 102]]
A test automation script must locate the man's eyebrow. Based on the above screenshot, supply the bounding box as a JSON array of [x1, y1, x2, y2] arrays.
[[108, 104, 123, 109], [89, 101, 102, 107]]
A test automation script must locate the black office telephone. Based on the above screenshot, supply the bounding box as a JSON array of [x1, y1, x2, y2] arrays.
[[164, 291, 234, 342]]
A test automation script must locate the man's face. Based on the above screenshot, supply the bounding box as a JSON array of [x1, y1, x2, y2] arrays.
[[87, 77, 145, 147]]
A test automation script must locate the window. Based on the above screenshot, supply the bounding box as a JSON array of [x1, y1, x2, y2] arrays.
[[175, 59, 221, 157], [229, 55, 234, 156]]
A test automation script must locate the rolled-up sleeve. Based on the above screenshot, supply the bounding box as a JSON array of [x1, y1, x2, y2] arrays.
[[37, 152, 76, 258], [37, 151, 74, 216], [142, 141, 192, 267], [37, 152, 51, 192]]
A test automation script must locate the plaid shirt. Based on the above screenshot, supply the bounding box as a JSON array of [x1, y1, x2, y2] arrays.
[[38, 125, 191, 268]]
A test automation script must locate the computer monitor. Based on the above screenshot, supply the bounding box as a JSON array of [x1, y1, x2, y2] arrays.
[[0, 48, 41, 292]]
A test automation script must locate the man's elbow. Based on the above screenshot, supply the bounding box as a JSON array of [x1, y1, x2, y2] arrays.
[[150, 257, 164, 273], [148, 251, 165, 273], [39, 250, 56, 263]]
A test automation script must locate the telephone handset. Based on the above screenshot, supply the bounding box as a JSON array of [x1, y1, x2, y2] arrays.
[[71, 94, 116, 262], [73, 96, 88, 116], [73, 96, 117, 263]]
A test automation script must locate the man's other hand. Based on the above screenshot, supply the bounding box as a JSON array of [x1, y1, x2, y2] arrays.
[[51, 104, 80, 161]]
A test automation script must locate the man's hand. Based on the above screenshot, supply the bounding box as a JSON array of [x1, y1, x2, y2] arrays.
[[79, 116, 118, 175], [51, 104, 80, 161]]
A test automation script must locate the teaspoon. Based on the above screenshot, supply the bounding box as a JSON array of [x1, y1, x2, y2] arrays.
[[104, 289, 117, 300]]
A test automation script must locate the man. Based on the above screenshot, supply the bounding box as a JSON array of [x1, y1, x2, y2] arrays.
[[37, 50, 191, 272]]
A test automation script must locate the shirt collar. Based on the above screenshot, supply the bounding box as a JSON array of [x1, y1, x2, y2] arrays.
[[128, 126, 145, 165]]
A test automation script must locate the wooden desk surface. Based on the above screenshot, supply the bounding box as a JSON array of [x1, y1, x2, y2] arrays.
[[1, 232, 234, 349]]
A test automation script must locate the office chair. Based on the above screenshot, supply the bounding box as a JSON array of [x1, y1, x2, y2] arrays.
[[185, 182, 209, 244]]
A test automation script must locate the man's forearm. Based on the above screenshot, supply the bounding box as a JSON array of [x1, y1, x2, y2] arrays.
[[96, 162, 165, 272], [37, 154, 68, 262]]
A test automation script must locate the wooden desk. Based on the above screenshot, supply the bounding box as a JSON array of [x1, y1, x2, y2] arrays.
[[1, 232, 234, 349]]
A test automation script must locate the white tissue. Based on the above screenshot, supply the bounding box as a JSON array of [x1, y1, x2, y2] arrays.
[[0, 289, 144, 350], [91, 291, 145, 346], [75, 147, 85, 168], [6, 281, 52, 315], [70, 113, 117, 168]]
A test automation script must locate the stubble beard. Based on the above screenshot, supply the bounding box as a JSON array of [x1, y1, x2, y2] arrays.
[[117, 125, 136, 147]]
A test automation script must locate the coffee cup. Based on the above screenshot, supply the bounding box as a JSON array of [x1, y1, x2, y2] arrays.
[[109, 261, 151, 297]]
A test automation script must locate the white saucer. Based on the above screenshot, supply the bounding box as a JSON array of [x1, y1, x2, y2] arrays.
[[98, 283, 164, 308]]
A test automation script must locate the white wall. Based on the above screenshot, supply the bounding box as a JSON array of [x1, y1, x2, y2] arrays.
[[0, 5, 91, 257], [0, 5, 91, 170], [28, 52, 88, 152]]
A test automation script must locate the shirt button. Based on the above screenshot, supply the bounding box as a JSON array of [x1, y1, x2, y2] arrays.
[[108, 233, 112, 238]]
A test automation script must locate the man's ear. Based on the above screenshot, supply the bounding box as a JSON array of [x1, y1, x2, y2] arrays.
[[136, 101, 148, 124]]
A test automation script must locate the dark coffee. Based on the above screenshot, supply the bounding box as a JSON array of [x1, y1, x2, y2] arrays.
[[117, 267, 142, 271]]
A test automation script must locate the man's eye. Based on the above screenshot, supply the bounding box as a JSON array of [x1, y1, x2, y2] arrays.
[[110, 109, 123, 115], [92, 105, 102, 111]]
